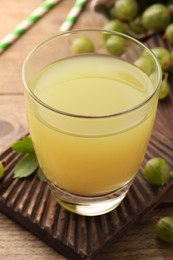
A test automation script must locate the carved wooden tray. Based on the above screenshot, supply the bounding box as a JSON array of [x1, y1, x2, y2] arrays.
[[0, 35, 173, 260]]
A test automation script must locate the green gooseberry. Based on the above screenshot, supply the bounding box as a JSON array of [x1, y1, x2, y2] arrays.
[[156, 216, 173, 243], [103, 20, 127, 41], [159, 73, 170, 100], [144, 157, 171, 186], [141, 4, 171, 32], [152, 47, 173, 72], [70, 37, 95, 54], [105, 35, 126, 56], [114, 0, 139, 21], [164, 23, 173, 44], [134, 56, 153, 75], [129, 16, 146, 34]]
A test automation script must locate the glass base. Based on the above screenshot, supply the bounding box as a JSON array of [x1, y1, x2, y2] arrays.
[[47, 180, 132, 216]]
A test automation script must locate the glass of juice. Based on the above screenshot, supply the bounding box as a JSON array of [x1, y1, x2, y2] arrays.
[[22, 29, 161, 216]]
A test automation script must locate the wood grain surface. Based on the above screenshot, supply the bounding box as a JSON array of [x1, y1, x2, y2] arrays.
[[0, 0, 173, 259]]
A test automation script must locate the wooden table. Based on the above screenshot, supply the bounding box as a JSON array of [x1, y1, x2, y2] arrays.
[[0, 1, 172, 259]]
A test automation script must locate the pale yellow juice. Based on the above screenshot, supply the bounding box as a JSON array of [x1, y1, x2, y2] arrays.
[[26, 55, 157, 196]]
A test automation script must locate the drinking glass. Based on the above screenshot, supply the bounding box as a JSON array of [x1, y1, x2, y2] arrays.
[[22, 29, 161, 216]]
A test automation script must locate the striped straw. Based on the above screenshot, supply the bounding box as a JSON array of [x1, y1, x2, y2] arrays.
[[60, 0, 88, 32], [0, 0, 61, 54]]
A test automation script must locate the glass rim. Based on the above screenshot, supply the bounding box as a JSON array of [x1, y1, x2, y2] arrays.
[[22, 28, 162, 119]]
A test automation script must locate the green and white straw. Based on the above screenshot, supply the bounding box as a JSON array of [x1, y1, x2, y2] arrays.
[[60, 0, 88, 32], [0, 0, 61, 54], [0, 0, 87, 55]]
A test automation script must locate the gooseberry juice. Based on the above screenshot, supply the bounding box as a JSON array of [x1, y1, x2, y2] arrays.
[[26, 55, 158, 196]]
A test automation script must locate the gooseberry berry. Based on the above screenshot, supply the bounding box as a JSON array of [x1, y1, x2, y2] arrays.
[[129, 17, 146, 35], [156, 216, 173, 243], [164, 23, 173, 44], [144, 157, 171, 186], [134, 56, 153, 75], [152, 47, 173, 72], [70, 37, 94, 54], [141, 4, 171, 32], [103, 20, 127, 41], [114, 0, 139, 21], [105, 35, 126, 56]]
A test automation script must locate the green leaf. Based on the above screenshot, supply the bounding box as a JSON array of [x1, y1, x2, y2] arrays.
[[12, 136, 34, 154], [14, 154, 39, 178], [37, 167, 46, 182], [0, 161, 4, 178]]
